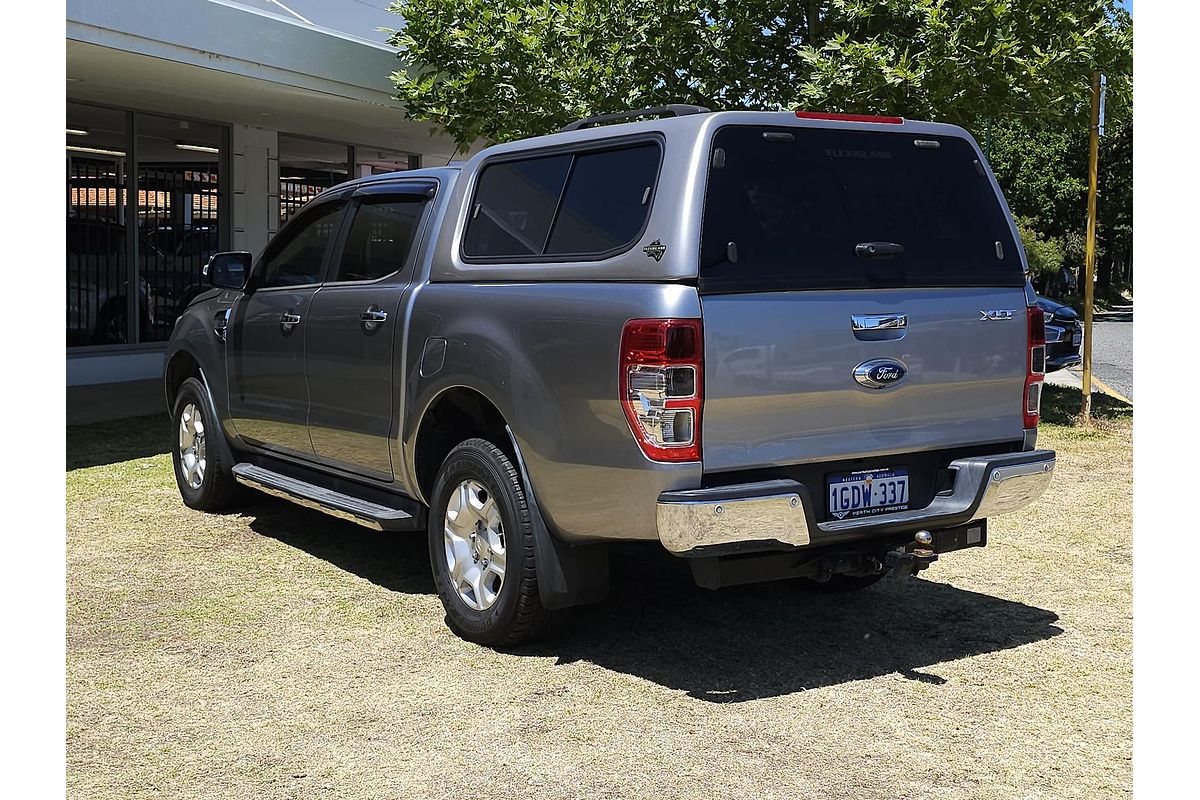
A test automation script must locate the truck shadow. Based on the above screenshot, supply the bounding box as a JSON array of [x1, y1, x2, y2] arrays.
[[245, 498, 1061, 703], [67, 413, 171, 470], [246, 498, 437, 596], [519, 544, 1062, 702]]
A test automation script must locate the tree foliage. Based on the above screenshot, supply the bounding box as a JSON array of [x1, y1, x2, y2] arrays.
[[388, 0, 1133, 292], [987, 111, 1132, 289], [388, 0, 1132, 149], [1015, 216, 1065, 278]]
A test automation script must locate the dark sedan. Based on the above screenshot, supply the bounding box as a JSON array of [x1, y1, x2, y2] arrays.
[[1036, 295, 1083, 371]]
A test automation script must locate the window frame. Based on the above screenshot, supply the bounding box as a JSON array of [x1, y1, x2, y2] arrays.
[[459, 134, 664, 265], [251, 192, 351, 293], [321, 180, 438, 287]]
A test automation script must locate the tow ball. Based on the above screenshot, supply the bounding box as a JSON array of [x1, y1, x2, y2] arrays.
[[885, 530, 939, 577]]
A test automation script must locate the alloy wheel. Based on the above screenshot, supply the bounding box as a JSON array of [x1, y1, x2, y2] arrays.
[[443, 479, 507, 611], [178, 402, 207, 490]]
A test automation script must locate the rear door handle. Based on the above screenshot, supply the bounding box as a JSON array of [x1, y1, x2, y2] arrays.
[[851, 314, 907, 331], [359, 306, 388, 332], [279, 311, 302, 332], [855, 241, 905, 258]]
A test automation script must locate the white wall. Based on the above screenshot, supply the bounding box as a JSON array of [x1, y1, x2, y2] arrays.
[[66, 351, 165, 387], [231, 126, 279, 258]]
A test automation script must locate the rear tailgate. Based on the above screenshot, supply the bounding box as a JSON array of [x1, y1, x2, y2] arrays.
[[698, 122, 1029, 474]]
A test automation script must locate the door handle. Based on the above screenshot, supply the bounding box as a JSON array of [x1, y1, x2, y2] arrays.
[[359, 306, 388, 333], [851, 314, 907, 331], [279, 311, 302, 333]]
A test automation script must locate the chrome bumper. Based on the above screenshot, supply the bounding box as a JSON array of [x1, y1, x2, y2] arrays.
[[656, 450, 1055, 556]]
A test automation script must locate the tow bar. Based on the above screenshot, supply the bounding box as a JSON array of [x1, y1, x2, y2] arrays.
[[885, 530, 939, 577]]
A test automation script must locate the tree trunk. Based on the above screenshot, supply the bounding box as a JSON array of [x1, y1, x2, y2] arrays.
[[807, 2, 821, 42], [1098, 252, 1114, 293]]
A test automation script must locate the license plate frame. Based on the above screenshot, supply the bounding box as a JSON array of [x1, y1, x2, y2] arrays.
[[827, 467, 910, 520]]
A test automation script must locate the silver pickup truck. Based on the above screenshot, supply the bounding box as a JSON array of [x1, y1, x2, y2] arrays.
[[165, 106, 1055, 646]]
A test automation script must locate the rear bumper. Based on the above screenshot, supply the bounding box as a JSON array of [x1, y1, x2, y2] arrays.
[[656, 449, 1055, 556]]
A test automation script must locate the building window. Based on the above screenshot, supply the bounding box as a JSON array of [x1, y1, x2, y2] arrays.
[[354, 147, 420, 177], [137, 114, 224, 343], [278, 135, 349, 226], [67, 103, 131, 347], [67, 102, 226, 348], [278, 137, 420, 226]]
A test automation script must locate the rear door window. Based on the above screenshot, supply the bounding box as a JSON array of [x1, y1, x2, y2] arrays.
[[462, 141, 660, 260], [332, 197, 426, 282], [700, 126, 1022, 293]]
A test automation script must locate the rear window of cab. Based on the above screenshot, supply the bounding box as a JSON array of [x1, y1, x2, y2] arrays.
[[462, 140, 661, 261], [699, 125, 1023, 293]]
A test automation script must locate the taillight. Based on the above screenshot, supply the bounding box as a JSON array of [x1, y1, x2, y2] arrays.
[[620, 318, 703, 462], [1025, 306, 1046, 428]]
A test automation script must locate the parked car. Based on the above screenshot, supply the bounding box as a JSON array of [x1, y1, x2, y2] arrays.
[[145, 225, 221, 325], [165, 106, 1056, 646], [1036, 294, 1083, 371], [66, 218, 158, 345]]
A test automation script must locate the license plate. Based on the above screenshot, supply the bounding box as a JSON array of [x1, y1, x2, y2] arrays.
[[827, 468, 909, 519], [1072, 329, 1082, 346]]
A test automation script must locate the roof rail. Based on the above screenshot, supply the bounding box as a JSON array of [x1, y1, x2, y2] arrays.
[[559, 104, 712, 132]]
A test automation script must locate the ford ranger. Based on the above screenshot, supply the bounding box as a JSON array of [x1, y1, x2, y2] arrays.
[[165, 106, 1055, 646]]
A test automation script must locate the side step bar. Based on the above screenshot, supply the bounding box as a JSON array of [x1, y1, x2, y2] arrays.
[[232, 463, 420, 531]]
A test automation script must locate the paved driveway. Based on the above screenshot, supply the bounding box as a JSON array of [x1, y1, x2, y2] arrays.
[[1046, 309, 1133, 402], [1090, 312, 1133, 400]]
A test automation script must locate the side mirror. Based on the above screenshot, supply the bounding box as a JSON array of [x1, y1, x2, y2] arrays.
[[204, 251, 252, 291]]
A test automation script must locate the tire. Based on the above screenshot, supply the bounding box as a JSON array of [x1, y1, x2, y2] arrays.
[[801, 572, 887, 593], [94, 297, 152, 345], [94, 298, 128, 345], [428, 438, 565, 646], [171, 377, 244, 512]]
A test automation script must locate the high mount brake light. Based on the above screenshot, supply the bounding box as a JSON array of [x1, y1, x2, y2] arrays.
[[794, 110, 904, 124], [619, 319, 703, 462], [1025, 306, 1046, 428]]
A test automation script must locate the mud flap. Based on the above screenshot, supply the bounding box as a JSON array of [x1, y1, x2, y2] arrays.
[[506, 427, 609, 610], [197, 367, 239, 468]]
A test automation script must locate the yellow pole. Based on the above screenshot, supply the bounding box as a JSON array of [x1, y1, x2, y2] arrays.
[[1080, 70, 1101, 419]]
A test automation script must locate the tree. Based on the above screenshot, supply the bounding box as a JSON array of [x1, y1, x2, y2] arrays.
[[987, 119, 1088, 242], [1015, 215, 1065, 280], [986, 106, 1132, 293], [388, 1, 1132, 150]]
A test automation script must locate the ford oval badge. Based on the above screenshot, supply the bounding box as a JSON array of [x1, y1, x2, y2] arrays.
[[853, 358, 908, 389]]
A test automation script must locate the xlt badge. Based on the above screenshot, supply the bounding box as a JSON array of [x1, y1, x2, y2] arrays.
[[979, 309, 1016, 321]]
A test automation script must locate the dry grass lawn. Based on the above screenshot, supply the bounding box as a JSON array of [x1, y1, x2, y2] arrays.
[[66, 385, 1132, 799]]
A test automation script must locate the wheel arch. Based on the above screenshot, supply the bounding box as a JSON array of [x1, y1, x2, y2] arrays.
[[412, 383, 610, 611], [164, 348, 202, 412], [412, 385, 517, 506]]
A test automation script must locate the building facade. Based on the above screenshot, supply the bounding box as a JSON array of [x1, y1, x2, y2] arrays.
[[66, 0, 456, 389]]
